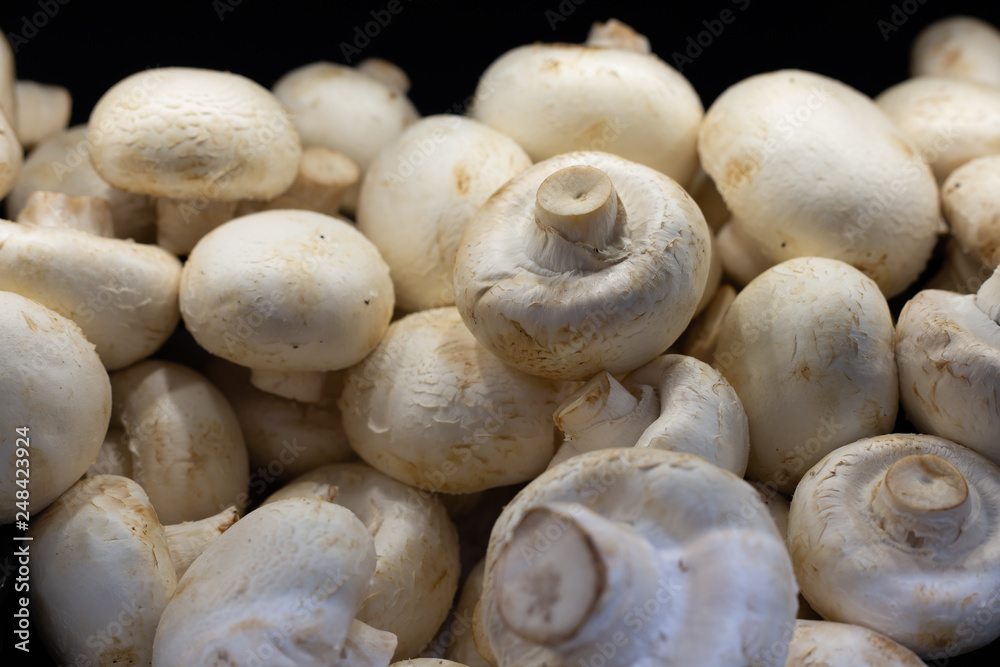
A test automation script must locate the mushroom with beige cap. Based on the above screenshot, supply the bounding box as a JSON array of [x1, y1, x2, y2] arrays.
[[339, 307, 566, 494], [895, 266, 1000, 465], [911, 16, 1000, 87], [180, 208, 394, 403], [786, 620, 926, 666], [0, 291, 111, 522], [714, 257, 898, 494], [32, 475, 237, 667], [153, 497, 398, 667], [470, 20, 703, 187], [13, 80, 71, 149], [479, 447, 798, 666], [357, 115, 532, 312], [264, 462, 460, 660], [454, 151, 711, 381], [788, 433, 1000, 657], [698, 69, 944, 297]]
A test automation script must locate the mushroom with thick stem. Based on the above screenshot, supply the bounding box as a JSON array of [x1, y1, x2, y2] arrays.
[[698, 69, 944, 297], [339, 307, 567, 494], [0, 291, 111, 522], [16, 190, 114, 237], [454, 151, 711, 381], [13, 80, 71, 149], [0, 219, 182, 370], [787, 433, 1000, 657], [470, 19, 703, 187], [32, 475, 237, 667], [357, 115, 532, 312], [714, 257, 898, 495], [911, 16, 1000, 87], [549, 354, 749, 476], [109, 360, 249, 523], [787, 620, 926, 666], [895, 266, 1000, 464], [153, 497, 399, 667], [264, 462, 460, 660], [179, 209, 394, 403], [480, 447, 798, 666]]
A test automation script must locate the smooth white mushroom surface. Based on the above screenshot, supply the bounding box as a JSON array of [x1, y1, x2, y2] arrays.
[[481, 448, 798, 667], [699, 69, 943, 297], [265, 463, 460, 660], [89, 67, 302, 201], [788, 434, 1000, 658], [912, 16, 1000, 87], [16, 190, 115, 237], [0, 291, 111, 522], [13, 80, 71, 149], [357, 114, 533, 312], [339, 307, 566, 493], [940, 154, 1000, 281], [787, 620, 926, 666], [715, 257, 898, 494], [454, 151, 711, 381]]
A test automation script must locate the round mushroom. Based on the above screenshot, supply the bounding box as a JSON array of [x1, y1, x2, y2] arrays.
[[787, 433, 1000, 657], [940, 154, 1000, 283], [912, 16, 1000, 87], [454, 151, 711, 380], [787, 620, 926, 666], [13, 80, 71, 149]]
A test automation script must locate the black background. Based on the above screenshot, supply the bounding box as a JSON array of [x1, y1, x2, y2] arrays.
[[2, 0, 1000, 665]]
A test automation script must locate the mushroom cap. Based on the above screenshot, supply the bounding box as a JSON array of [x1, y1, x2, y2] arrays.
[[699, 69, 942, 297], [32, 475, 177, 667], [454, 151, 710, 380], [876, 75, 1000, 183], [787, 434, 1000, 656], [941, 154, 1000, 272], [89, 67, 301, 200], [109, 360, 249, 524], [0, 221, 182, 370], [339, 307, 565, 493], [0, 31, 14, 127], [895, 288, 1000, 464], [153, 498, 383, 666], [471, 43, 703, 186], [715, 257, 898, 494], [6, 125, 157, 241], [0, 291, 111, 521], [14, 80, 72, 149], [482, 448, 797, 666], [180, 209, 394, 373], [357, 115, 532, 312], [265, 462, 460, 660], [0, 94, 21, 200], [787, 620, 926, 667], [912, 16, 1000, 87]]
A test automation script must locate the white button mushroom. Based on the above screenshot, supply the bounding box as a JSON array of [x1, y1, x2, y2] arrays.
[[357, 115, 532, 312], [338, 307, 566, 494], [787, 620, 926, 666], [470, 20, 703, 187], [912, 16, 1000, 87], [109, 360, 249, 523], [939, 154, 1000, 287], [698, 69, 944, 297], [153, 497, 398, 667], [13, 80, 71, 149], [787, 433, 1000, 657], [480, 447, 798, 666], [179, 209, 394, 402], [895, 267, 1000, 464], [0, 291, 110, 522], [714, 257, 898, 494], [454, 151, 711, 381], [89, 67, 302, 201], [264, 462, 460, 660]]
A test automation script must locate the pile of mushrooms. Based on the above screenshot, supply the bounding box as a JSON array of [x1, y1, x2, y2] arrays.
[[6, 11, 1000, 667]]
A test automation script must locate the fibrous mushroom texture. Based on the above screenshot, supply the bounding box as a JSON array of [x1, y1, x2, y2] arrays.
[[912, 16, 1000, 87], [357, 114, 532, 312], [895, 267, 1000, 464], [265, 463, 460, 660], [0, 291, 111, 522], [339, 307, 565, 493], [89, 67, 301, 201], [480, 447, 798, 666], [153, 498, 398, 667], [698, 69, 943, 297], [179, 209, 394, 402], [454, 151, 711, 381], [787, 434, 1000, 657], [940, 155, 1000, 283], [787, 620, 926, 666], [470, 21, 703, 187], [714, 257, 898, 494]]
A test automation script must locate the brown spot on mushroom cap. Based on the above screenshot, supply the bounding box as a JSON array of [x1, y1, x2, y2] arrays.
[[453, 161, 472, 195]]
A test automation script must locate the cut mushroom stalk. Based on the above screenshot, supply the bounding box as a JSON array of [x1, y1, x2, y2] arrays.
[[163, 506, 240, 579], [16, 191, 115, 237], [976, 266, 1000, 323]]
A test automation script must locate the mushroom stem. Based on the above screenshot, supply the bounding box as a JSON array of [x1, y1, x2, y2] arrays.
[[553, 371, 658, 457], [357, 58, 411, 94], [976, 266, 1000, 323], [250, 368, 327, 403], [526, 165, 630, 272], [17, 191, 115, 237], [239, 146, 360, 217], [164, 506, 239, 578], [494, 501, 661, 650], [585, 19, 652, 54], [872, 454, 972, 550]]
